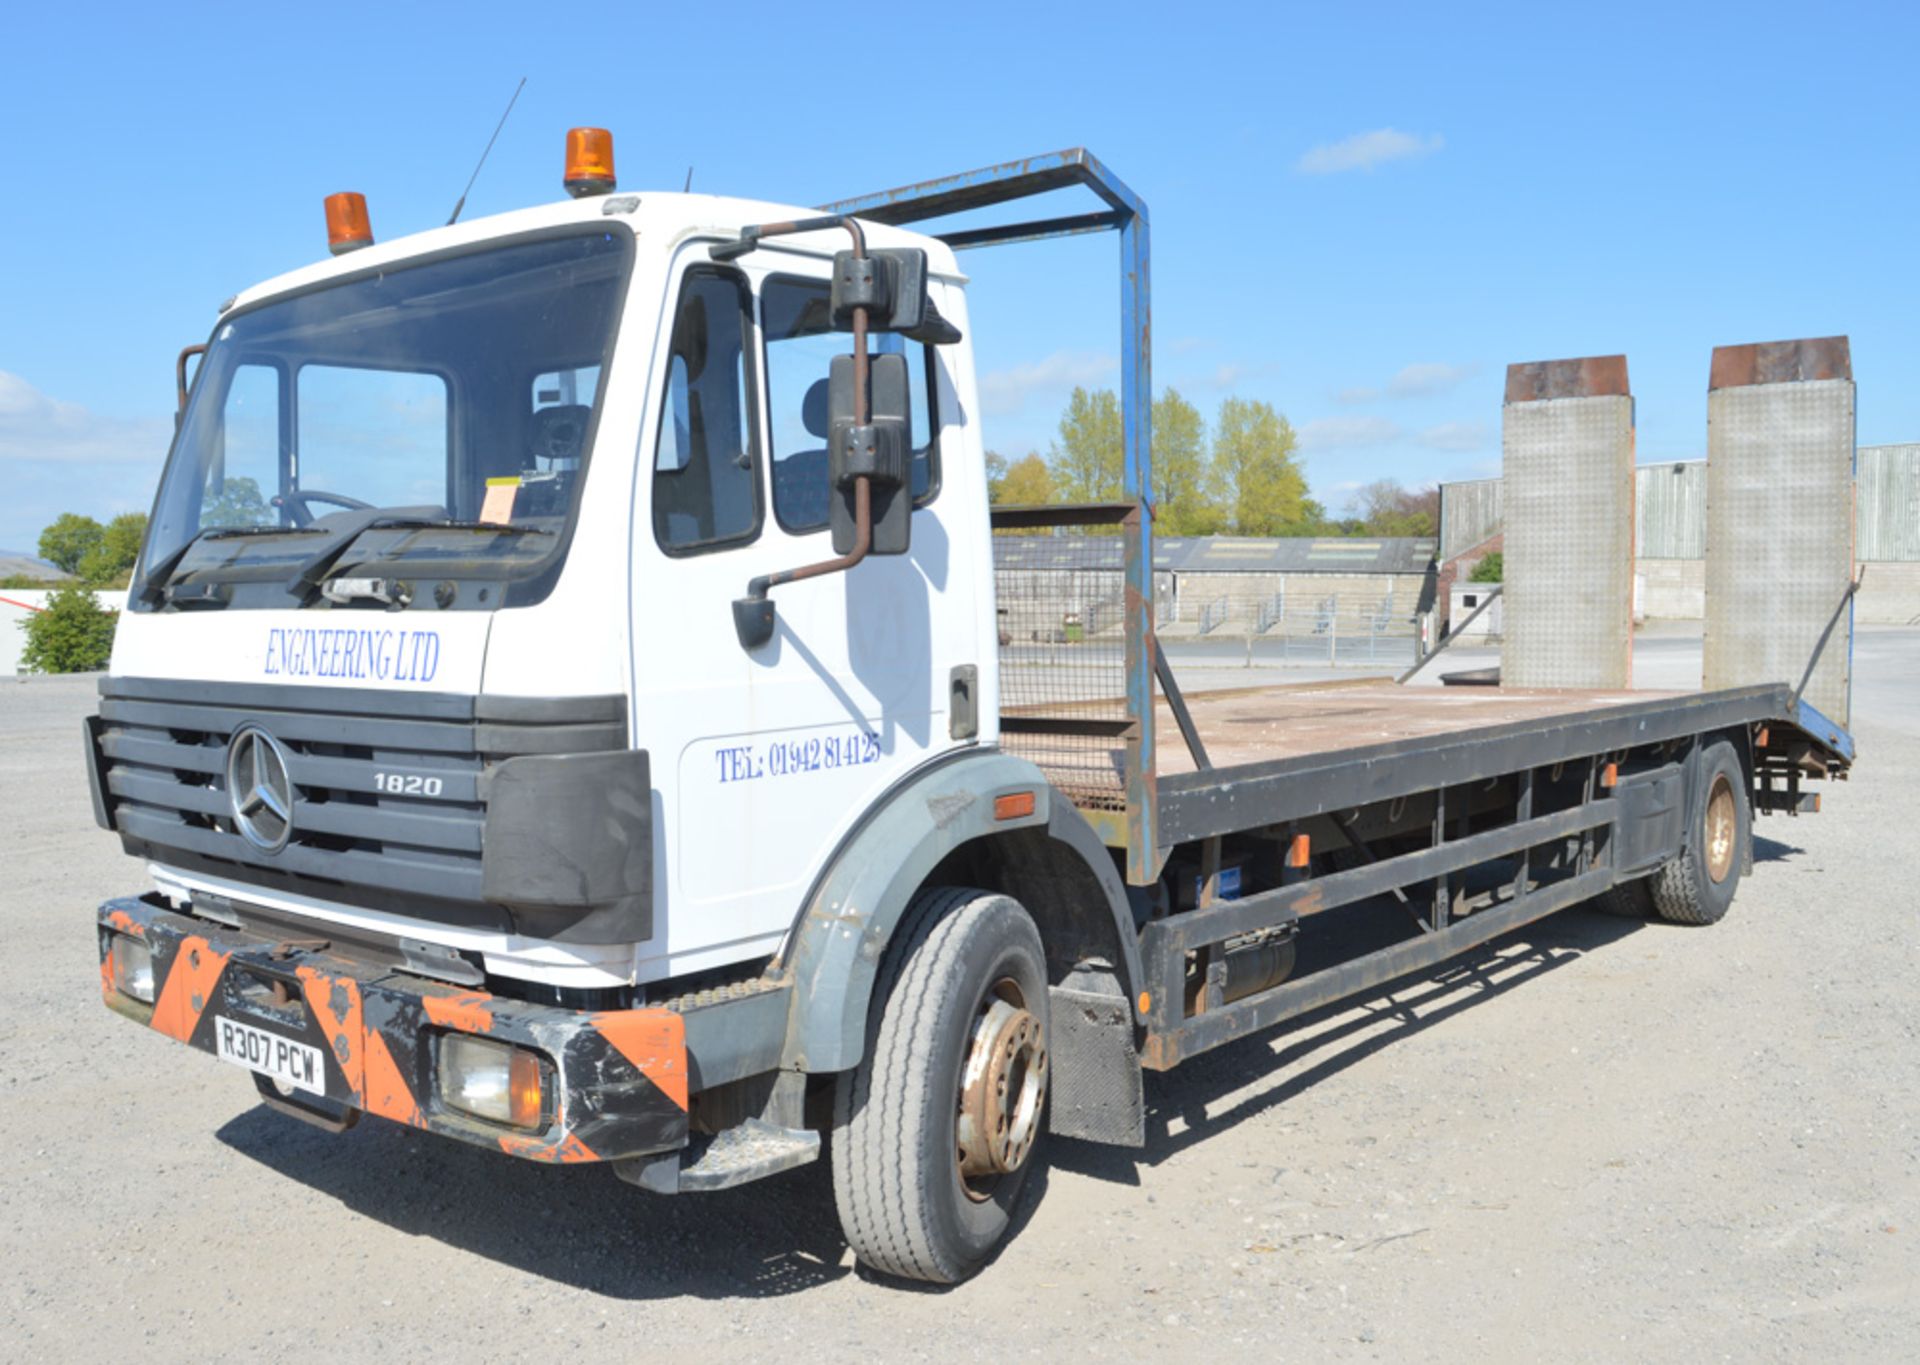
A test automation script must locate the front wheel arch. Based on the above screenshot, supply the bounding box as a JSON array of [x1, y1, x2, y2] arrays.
[[777, 752, 1141, 1075]]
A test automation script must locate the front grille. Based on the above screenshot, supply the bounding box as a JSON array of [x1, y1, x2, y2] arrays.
[[95, 677, 625, 928]]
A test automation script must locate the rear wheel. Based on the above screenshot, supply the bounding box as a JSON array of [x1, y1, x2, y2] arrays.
[[831, 887, 1051, 1284], [1648, 740, 1748, 925], [1592, 876, 1654, 917]]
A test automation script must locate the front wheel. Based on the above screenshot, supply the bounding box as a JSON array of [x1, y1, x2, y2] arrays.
[[831, 888, 1051, 1284]]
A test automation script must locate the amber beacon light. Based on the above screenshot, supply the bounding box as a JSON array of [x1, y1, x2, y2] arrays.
[[564, 127, 616, 197], [323, 191, 374, 255]]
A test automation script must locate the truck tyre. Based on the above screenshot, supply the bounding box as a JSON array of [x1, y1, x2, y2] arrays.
[[831, 887, 1051, 1284], [1647, 740, 1748, 926]]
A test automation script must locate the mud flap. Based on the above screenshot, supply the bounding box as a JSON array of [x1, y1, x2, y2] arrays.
[[1047, 986, 1146, 1148]]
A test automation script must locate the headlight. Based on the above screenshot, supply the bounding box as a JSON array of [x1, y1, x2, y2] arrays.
[[437, 1034, 545, 1129], [107, 935, 155, 1004]]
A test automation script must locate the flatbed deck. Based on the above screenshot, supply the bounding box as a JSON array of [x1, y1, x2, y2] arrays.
[[1153, 679, 1670, 777], [1007, 678, 1850, 847]]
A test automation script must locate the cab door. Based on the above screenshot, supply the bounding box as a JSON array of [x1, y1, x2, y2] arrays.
[[628, 242, 973, 982]]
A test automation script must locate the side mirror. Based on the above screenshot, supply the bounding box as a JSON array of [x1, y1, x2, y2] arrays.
[[827, 352, 911, 555], [830, 249, 962, 346]]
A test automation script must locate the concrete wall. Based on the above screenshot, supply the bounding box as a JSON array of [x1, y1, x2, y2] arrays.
[[1858, 563, 1920, 624], [1637, 559, 1706, 620], [1633, 559, 1917, 625]]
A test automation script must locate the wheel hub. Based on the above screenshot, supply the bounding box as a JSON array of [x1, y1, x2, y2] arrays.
[[1705, 774, 1737, 883], [956, 983, 1048, 1195]]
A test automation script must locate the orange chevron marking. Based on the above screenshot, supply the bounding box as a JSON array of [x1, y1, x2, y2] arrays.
[[590, 1010, 688, 1111], [361, 1026, 425, 1128], [297, 966, 366, 1104], [149, 936, 230, 1043]]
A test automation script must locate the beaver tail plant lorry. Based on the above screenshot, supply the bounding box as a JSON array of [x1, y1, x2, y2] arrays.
[[87, 134, 1855, 1284]]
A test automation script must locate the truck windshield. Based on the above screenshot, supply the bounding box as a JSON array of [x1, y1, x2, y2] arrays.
[[140, 228, 631, 607]]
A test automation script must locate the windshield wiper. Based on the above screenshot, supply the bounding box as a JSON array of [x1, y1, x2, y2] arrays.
[[284, 515, 549, 604], [136, 524, 323, 606]]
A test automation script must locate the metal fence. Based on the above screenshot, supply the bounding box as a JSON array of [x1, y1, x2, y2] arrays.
[[992, 522, 1134, 810], [1178, 582, 1418, 666]]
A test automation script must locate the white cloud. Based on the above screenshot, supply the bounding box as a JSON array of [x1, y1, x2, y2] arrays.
[[1388, 361, 1476, 398], [0, 371, 170, 466], [1169, 337, 1213, 355], [0, 371, 171, 552], [1299, 415, 1403, 450], [977, 351, 1118, 417], [1415, 421, 1488, 452], [1337, 361, 1476, 404], [1297, 128, 1444, 176]]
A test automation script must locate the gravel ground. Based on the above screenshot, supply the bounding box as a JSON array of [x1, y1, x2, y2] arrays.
[[3, 646, 1916, 1362]]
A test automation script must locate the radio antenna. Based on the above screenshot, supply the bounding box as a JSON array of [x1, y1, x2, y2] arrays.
[[447, 76, 527, 226], [684, 166, 694, 192]]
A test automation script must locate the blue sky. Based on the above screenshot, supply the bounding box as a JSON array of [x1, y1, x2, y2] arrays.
[[2, 1, 1915, 552]]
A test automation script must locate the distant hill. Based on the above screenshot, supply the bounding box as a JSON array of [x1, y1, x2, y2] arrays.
[[0, 551, 72, 582]]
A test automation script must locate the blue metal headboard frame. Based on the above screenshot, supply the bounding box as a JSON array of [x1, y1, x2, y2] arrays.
[[821, 150, 1160, 882]]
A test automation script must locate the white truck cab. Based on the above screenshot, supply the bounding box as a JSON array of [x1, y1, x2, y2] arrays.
[[108, 176, 996, 993]]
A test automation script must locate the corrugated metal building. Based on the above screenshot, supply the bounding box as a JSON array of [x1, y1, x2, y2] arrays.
[[1437, 443, 1920, 623], [1858, 443, 1920, 562], [992, 534, 1435, 649], [1438, 478, 1502, 560], [1636, 461, 1707, 558]]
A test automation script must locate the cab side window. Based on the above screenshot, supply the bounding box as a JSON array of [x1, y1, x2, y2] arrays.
[[762, 275, 939, 535], [202, 362, 283, 528], [653, 268, 760, 553]]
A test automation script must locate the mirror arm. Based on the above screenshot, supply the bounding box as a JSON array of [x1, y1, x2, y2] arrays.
[[176, 343, 209, 431], [728, 216, 875, 650]]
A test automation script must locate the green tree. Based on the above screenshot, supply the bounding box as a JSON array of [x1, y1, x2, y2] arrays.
[[18, 585, 118, 674], [994, 453, 1057, 536], [1353, 479, 1440, 537], [37, 513, 105, 576], [1469, 551, 1503, 583], [201, 476, 271, 528], [1050, 387, 1123, 502], [1152, 388, 1222, 535], [1211, 398, 1310, 535], [76, 512, 149, 586], [985, 451, 1009, 503], [995, 453, 1057, 506]]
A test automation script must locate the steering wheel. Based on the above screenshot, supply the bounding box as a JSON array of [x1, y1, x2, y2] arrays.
[[272, 488, 373, 528]]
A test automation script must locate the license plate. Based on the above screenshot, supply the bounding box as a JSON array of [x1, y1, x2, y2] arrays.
[[214, 1016, 325, 1096]]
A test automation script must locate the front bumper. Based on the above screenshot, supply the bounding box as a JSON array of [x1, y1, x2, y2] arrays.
[[97, 896, 688, 1164]]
